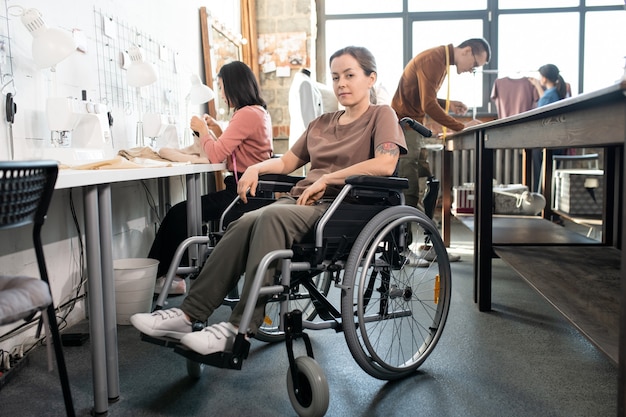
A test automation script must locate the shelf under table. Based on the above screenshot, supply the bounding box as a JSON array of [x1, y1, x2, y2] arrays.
[[493, 245, 619, 364], [456, 215, 599, 245]]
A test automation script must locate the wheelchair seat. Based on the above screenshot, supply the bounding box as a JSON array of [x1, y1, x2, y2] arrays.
[[291, 175, 408, 267]]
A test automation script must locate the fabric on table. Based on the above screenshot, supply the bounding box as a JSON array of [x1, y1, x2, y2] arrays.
[[70, 155, 162, 170]]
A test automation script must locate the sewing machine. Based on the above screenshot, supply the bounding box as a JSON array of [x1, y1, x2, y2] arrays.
[[45, 97, 114, 164], [142, 112, 179, 149], [47, 97, 112, 147]]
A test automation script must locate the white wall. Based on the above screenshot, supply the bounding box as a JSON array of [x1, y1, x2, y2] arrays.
[[0, 0, 238, 357]]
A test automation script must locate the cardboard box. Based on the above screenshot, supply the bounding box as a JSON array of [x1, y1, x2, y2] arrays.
[[554, 169, 604, 216], [452, 184, 475, 214]]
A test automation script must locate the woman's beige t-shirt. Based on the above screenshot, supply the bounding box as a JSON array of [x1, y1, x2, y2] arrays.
[[289, 104, 407, 198]]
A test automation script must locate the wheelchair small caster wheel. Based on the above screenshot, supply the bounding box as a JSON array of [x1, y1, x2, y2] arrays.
[[186, 359, 204, 379], [286, 356, 329, 417]]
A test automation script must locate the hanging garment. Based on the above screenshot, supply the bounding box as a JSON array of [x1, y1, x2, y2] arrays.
[[491, 77, 540, 118]]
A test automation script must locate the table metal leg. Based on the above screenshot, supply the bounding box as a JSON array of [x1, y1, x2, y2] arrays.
[[476, 130, 493, 311], [604, 145, 622, 415], [186, 174, 200, 265], [98, 185, 119, 402], [83, 186, 109, 415], [442, 149, 452, 247]]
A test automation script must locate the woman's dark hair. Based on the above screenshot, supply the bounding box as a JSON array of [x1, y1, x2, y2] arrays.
[[329, 46, 377, 76], [539, 64, 567, 100], [217, 61, 266, 110]]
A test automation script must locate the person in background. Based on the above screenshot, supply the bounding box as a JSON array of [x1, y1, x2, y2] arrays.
[[391, 37, 491, 264], [148, 61, 273, 295], [529, 63, 569, 193], [131, 45, 407, 355]]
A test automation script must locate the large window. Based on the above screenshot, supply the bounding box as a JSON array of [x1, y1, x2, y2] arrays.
[[325, 0, 402, 14], [408, 0, 487, 12], [325, 18, 404, 96], [498, 0, 579, 9], [584, 10, 626, 92], [498, 13, 580, 94], [320, 1, 626, 114]]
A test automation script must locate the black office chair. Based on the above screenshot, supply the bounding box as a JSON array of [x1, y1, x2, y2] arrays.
[[0, 160, 75, 417]]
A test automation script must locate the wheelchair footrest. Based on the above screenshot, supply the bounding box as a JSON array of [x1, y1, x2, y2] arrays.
[[173, 336, 251, 370], [140, 332, 182, 348]]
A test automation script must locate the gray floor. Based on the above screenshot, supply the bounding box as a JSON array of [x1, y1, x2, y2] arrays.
[[0, 219, 618, 417]]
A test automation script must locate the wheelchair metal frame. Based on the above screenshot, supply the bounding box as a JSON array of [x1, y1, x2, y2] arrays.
[[156, 175, 452, 416], [145, 120, 452, 416]]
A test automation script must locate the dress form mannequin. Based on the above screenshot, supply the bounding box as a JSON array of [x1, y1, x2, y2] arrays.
[[288, 68, 323, 148]]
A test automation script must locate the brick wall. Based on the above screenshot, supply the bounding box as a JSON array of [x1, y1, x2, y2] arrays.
[[256, 0, 315, 152]]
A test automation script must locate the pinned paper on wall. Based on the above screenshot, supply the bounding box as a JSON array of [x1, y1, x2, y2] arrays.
[[159, 44, 167, 62], [103, 16, 117, 39], [276, 66, 290, 77], [262, 61, 277, 73], [257, 32, 308, 72]]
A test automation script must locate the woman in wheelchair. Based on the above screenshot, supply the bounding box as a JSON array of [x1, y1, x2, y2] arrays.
[[147, 61, 273, 295], [131, 45, 407, 355]]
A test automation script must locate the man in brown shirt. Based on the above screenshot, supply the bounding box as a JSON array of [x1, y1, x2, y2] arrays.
[[391, 38, 491, 211]]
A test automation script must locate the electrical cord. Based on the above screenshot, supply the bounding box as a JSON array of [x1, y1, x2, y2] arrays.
[[140, 179, 161, 225]]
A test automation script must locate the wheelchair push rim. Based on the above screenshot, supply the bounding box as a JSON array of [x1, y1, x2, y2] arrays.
[[341, 205, 452, 380]]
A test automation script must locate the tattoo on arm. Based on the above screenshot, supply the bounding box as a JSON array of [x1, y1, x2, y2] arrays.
[[375, 142, 400, 157]]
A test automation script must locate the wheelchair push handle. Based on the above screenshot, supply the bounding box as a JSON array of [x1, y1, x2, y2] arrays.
[[399, 117, 432, 138]]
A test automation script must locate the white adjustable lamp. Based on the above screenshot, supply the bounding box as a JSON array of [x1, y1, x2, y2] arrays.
[[188, 74, 215, 105], [183, 74, 215, 146], [127, 45, 158, 87], [126, 45, 158, 145], [20, 8, 76, 70]]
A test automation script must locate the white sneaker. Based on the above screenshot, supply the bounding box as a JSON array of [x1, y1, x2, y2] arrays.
[[130, 308, 192, 339], [401, 249, 430, 267], [154, 276, 187, 295], [180, 322, 238, 355], [419, 245, 461, 262]]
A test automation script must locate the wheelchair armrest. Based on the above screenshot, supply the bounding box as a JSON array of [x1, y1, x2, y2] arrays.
[[218, 174, 303, 231], [345, 175, 409, 190], [257, 174, 304, 193]]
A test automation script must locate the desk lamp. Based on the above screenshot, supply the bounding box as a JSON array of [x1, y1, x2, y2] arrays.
[[20, 8, 76, 70], [188, 74, 215, 104], [183, 74, 215, 146], [126, 45, 158, 145], [127, 46, 158, 88]]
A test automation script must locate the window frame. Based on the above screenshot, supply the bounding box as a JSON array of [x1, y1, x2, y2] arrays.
[[316, 0, 624, 115]]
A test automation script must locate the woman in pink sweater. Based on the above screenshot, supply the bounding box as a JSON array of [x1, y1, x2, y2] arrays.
[[149, 61, 273, 294]]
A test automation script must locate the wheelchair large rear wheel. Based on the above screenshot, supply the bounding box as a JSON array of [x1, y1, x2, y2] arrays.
[[255, 271, 332, 343], [340, 206, 451, 380]]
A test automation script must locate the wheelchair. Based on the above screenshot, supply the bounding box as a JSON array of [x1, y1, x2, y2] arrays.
[[143, 124, 452, 417]]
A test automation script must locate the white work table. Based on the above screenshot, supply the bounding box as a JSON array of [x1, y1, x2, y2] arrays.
[[56, 163, 225, 415]]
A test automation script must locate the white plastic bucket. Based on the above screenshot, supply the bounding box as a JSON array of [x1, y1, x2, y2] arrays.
[[113, 258, 159, 325]]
